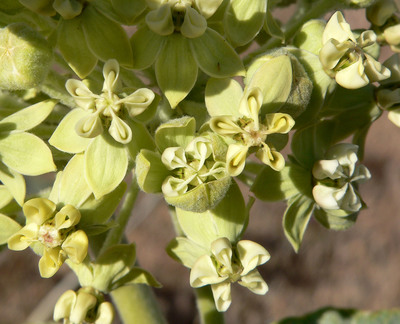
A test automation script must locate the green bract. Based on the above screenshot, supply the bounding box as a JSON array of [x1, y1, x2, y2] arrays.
[[136, 116, 231, 212]]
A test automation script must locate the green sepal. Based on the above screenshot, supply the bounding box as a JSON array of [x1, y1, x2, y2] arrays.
[[0, 186, 13, 209], [92, 244, 136, 292], [175, 180, 246, 247], [189, 28, 245, 77], [135, 149, 169, 193], [0, 162, 25, 206], [125, 119, 156, 161], [223, 0, 266, 47], [84, 133, 128, 199], [131, 27, 165, 70], [79, 181, 127, 226], [49, 109, 92, 154], [0, 99, 56, 133], [111, 267, 162, 290], [166, 175, 231, 213], [81, 222, 117, 236], [82, 5, 133, 67], [50, 154, 92, 207], [251, 163, 312, 202], [205, 78, 243, 118], [58, 17, 98, 79], [167, 237, 209, 268], [314, 207, 358, 231], [155, 34, 198, 108], [263, 7, 284, 41], [111, 0, 147, 25], [155, 116, 196, 152], [0, 132, 56, 176], [283, 194, 315, 253], [0, 213, 22, 245], [291, 120, 335, 170]]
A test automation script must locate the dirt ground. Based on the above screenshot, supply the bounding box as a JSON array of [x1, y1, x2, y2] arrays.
[[1, 8, 400, 324]]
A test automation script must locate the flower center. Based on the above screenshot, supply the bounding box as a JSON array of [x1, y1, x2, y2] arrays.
[[38, 224, 62, 249]]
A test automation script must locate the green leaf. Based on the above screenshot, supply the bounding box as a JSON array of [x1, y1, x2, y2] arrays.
[[0, 162, 25, 206], [84, 133, 128, 199], [251, 163, 312, 202], [0, 213, 22, 245], [111, 0, 147, 24], [0, 99, 56, 132], [135, 149, 169, 193], [131, 27, 165, 70], [155, 116, 195, 152], [82, 5, 133, 67], [205, 78, 242, 118], [189, 28, 245, 78], [0, 132, 56, 176], [224, 0, 266, 47], [58, 17, 98, 78], [49, 109, 92, 154], [282, 194, 315, 252], [155, 34, 198, 108], [176, 180, 246, 248], [167, 237, 209, 268], [125, 119, 156, 161]]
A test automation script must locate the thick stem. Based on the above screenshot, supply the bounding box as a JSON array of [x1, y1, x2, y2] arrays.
[[111, 285, 167, 324], [195, 286, 225, 324]]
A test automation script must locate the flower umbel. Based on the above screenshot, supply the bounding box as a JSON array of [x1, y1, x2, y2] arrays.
[[312, 143, 371, 212], [190, 237, 270, 312], [7, 198, 88, 278]]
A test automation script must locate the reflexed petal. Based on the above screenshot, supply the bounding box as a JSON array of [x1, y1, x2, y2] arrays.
[[62, 230, 88, 264], [102, 59, 120, 93], [352, 164, 371, 183], [55, 205, 81, 230], [7, 223, 39, 251], [322, 12, 356, 44], [255, 144, 285, 171], [181, 7, 207, 38], [95, 302, 114, 324], [226, 143, 248, 176], [53, 290, 76, 322], [66, 79, 97, 110], [211, 238, 233, 271], [237, 240, 270, 276], [194, 0, 223, 18], [264, 113, 295, 134], [0, 162, 25, 206], [190, 255, 226, 287], [23, 198, 56, 225], [210, 282, 232, 312], [319, 39, 353, 70], [161, 147, 187, 170], [340, 184, 362, 212], [384, 25, 400, 46], [312, 184, 341, 209], [357, 30, 377, 48], [162, 176, 189, 196], [388, 108, 400, 127], [377, 88, 400, 109], [209, 116, 243, 136], [238, 269, 268, 294], [39, 247, 64, 278], [131, 27, 165, 70], [239, 87, 263, 123], [75, 112, 103, 138], [335, 55, 369, 89], [108, 116, 132, 144], [70, 291, 97, 323], [146, 5, 174, 36], [363, 53, 391, 83], [53, 0, 83, 19], [120, 88, 155, 117], [312, 159, 343, 180]]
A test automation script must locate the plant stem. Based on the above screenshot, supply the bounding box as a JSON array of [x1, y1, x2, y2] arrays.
[[111, 285, 167, 324], [195, 286, 225, 324]]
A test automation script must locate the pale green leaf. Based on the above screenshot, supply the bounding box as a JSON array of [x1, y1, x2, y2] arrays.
[[82, 5, 133, 67], [124, 119, 156, 161], [112, 267, 162, 289], [224, 0, 266, 46], [155, 116, 195, 152], [84, 133, 128, 199], [205, 78, 242, 118], [167, 237, 209, 268], [58, 17, 98, 78], [283, 194, 315, 253], [0, 132, 56, 176], [131, 27, 165, 70], [0, 213, 22, 245], [111, 0, 147, 24], [0, 185, 13, 209], [0, 99, 56, 132], [155, 34, 197, 108], [189, 28, 245, 77], [49, 109, 92, 154], [264, 8, 284, 41], [0, 162, 25, 206]]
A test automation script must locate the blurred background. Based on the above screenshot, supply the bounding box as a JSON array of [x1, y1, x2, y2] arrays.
[[1, 6, 399, 324]]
